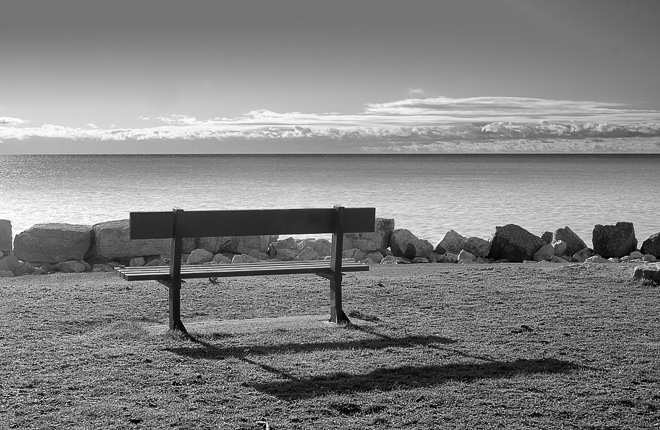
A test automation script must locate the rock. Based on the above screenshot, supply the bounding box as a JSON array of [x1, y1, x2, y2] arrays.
[[552, 240, 567, 257], [380, 255, 409, 265], [54, 260, 88, 273], [541, 231, 553, 244], [572, 248, 594, 263], [235, 235, 277, 255], [442, 253, 459, 264], [344, 218, 394, 252], [0, 220, 12, 254], [592, 222, 637, 259], [550, 256, 570, 263], [92, 264, 115, 272], [248, 250, 270, 260], [433, 243, 447, 255], [268, 237, 299, 258], [197, 236, 234, 254], [629, 251, 644, 260], [342, 248, 365, 262], [0, 270, 13, 277], [608, 257, 620, 263], [487, 224, 545, 263], [586, 255, 610, 264], [365, 251, 384, 264], [298, 239, 331, 257], [145, 257, 166, 266], [93, 220, 170, 260], [212, 253, 232, 264], [389, 229, 433, 260], [187, 249, 213, 264], [130, 257, 146, 267], [429, 252, 443, 263], [553, 226, 588, 257], [643, 254, 657, 262], [533, 244, 555, 262], [633, 263, 660, 285], [437, 230, 467, 254], [641, 233, 660, 258], [457, 249, 477, 263], [275, 248, 297, 261], [412, 257, 430, 263], [13, 223, 92, 263], [0, 254, 35, 276], [296, 246, 320, 261], [463, 237, 491, 258], [231, 254, 259, 264]]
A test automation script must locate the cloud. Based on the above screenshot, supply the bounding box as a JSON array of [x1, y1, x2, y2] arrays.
[[0, 117, 28, 126], [1, 97, 659, 153], [408, 88, 425, 96]]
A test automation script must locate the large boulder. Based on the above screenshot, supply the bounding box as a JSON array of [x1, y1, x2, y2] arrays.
[[187, 248, 214, 264], [197, 236, 234, 254], [389, 229, 433, 260], [53, 260, 89, 273], [344, 218, 394, 252], [633, 263, 660, 285], [296, 246, 321, 261], [488, 224, 545, 262], [268, 237, 298, 258], [533, 244, 555, 262], [93, 220, 171, 260], [14, 223, 92, 263], [232, 235, 278, 255], [552, 226, 587, 257], [298, 238, 332, 258], [463, 237, 491, 258], [641, 233, 660, 258], [592, 222, 637, 258], [437, 230, 467, 254], [0, 254, 36, 276], [0, 220, 11, 254]]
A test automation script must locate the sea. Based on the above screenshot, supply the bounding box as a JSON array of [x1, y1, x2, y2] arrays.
[[0, 154, 658, 248]]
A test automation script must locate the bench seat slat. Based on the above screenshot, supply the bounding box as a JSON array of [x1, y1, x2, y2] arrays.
[[116, 261, 369, 281]]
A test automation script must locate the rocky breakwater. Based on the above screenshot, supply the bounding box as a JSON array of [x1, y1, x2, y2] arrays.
[[1, 216, 659, 276], [421, 222, 659, 270]]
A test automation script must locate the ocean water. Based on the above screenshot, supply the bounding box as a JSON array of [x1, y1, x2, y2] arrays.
[[0, 154, 658, 247]]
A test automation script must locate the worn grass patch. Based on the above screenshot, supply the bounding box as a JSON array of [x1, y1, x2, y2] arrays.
[[1, 264, 659, 429]]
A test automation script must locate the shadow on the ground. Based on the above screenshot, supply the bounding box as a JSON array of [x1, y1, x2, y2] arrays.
[[248, 358, 584, 400], [167, 325, 456, 359], [165, 325, 586, 400]]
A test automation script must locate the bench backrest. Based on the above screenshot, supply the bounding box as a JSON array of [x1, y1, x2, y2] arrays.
[[130, 207, 376, 239]]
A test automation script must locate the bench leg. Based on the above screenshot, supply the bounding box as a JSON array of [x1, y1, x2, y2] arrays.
[[329, 276, 351, 324], [169, 282, 188, 333], [160, 279, 187, 333]]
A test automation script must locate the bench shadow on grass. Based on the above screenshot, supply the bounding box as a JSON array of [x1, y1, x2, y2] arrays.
[[167, 325, 586, 400], [249, 357, 584, 400], [168, 324, 457, 359]]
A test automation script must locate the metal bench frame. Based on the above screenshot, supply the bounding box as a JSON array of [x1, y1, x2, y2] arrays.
[[116, 206, 375, 332]]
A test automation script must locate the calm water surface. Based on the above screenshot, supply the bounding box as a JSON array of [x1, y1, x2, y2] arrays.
[[0, 154, 658, 247]]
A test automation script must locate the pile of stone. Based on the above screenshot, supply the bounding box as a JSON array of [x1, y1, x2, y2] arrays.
[[0, 218, 397, 276], [421, 222, 659, 266], [1, 217, 659, 281]]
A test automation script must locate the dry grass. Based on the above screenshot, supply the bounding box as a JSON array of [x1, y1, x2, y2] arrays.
[[1, 263, 659, 429]]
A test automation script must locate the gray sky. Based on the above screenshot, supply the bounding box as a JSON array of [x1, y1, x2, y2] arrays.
[[1, 0, 660, 153]]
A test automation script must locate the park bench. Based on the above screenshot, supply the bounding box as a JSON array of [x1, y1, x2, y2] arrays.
[[115, 206, 376, 333]]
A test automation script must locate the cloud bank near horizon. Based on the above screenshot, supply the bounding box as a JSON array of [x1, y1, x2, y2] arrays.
[[2, 97, 660, 153]]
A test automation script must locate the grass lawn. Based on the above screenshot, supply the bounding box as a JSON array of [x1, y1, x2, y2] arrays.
[[1, 263, 659, 429]]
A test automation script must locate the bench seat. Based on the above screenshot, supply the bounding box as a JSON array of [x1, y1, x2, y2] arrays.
[[116, 260, 369, 282]]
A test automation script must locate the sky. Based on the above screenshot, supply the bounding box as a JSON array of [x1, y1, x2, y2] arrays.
[[1, 0, 660, 154]]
